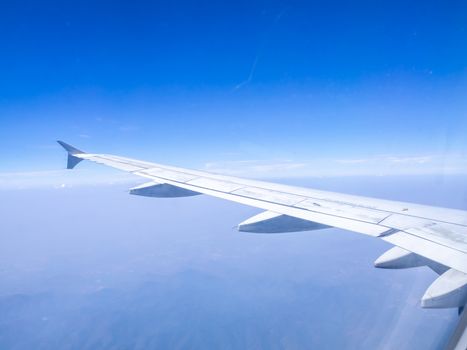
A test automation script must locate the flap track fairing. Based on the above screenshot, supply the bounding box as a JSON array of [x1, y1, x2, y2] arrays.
[[238, 210, 331, 233], [129, 182, 201, 198]]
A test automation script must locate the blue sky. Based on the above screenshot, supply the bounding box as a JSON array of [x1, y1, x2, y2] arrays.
[[1, 0, 466, 183]]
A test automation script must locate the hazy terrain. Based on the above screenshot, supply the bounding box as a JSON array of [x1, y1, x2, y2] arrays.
[[0, 175, 465, 349]]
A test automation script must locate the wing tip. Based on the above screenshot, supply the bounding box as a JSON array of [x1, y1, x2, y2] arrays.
[[57, 140, 85, 169]]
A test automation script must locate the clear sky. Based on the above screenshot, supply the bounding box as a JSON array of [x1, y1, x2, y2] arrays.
[[1, 0, 466, 182]]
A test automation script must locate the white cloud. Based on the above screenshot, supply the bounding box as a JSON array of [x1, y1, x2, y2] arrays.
[[203, 154, 467, 178], [2, 153, 466, 190], [385, 156, 433, 164], [204, 160, 307, 177], [335, 158, 370, 164], [336, 155, 434, 165], [0, 169, 137, 190]]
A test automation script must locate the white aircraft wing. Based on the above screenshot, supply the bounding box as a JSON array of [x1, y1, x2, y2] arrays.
[[58, 141, 467, 314]]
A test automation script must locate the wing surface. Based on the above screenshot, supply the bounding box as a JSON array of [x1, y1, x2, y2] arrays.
[[58, 141, 467, 311]]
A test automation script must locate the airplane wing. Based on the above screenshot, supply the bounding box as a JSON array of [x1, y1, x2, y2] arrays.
[[57, 141, 467, 313]]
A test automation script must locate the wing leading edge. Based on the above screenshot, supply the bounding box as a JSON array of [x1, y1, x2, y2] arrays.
[[57, 141, 467, 312]]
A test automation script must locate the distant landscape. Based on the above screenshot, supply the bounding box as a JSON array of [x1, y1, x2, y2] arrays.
[[0, 175, 463, 349]]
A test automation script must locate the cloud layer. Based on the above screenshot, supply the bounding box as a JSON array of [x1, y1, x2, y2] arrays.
[[1, 153, 466, 190]]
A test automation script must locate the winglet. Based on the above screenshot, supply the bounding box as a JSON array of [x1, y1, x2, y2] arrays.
[[57, 141, 85, 169], [57, 141, 84, 155]]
